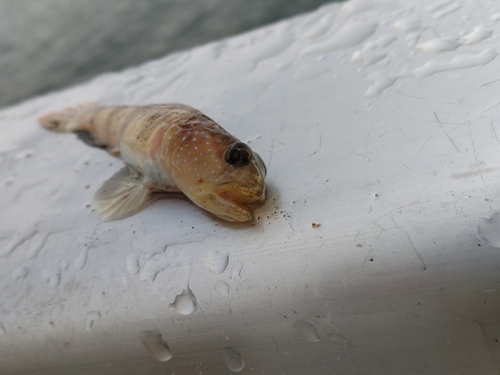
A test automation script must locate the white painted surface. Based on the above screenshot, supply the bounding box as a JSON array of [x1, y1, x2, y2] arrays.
[[1, 0, 500, 373]]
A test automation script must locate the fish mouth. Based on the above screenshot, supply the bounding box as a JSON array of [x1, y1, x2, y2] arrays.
[[212, 185, 266, 222], [208, 193, 254, 222], [186, 156, 267, 222], [189, 184, 266, 222], [216, 182, 266, 204]]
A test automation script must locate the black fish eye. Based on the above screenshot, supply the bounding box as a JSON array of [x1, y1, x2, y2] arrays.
[[225, 142, 251, 167]]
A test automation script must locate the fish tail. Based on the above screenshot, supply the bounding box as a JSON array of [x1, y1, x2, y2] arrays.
[[38, 102, 101, 132]]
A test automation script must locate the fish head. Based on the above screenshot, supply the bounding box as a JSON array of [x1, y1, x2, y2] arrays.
[[187, 141, 267, 223], [199, 142, 267, 222], [164, 121, 267, 222]]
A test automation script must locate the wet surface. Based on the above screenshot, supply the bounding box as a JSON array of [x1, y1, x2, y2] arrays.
[[1, 0, 500, 373]]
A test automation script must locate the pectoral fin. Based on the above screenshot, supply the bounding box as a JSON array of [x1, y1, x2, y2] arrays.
[[93, 166, 155, 221]]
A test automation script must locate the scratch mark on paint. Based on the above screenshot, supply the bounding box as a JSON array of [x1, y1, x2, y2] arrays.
[[467, 114, 485, 184], [361, 248, 374, 268], [406, 233, 427, 270], [435, 111, 460, 153], [490, 116, 500, 142]]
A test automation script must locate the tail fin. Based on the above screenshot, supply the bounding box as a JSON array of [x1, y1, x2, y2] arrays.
[[38, 102, 101, 132]]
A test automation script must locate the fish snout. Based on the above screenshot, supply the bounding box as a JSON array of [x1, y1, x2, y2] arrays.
[[207, 184, 265, 222], [244, 185, 267, 206], [217, 180, 266, 206]]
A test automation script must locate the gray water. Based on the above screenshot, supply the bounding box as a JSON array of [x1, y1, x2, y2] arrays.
[[0, 0, 343, 108]]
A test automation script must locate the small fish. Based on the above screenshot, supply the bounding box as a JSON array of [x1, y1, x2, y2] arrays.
[[39, 103, 267, 222]]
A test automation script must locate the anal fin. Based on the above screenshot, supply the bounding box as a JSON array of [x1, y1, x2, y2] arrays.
[[93, 166, 155, 221]]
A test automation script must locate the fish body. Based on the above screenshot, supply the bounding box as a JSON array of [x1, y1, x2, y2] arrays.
[[39, 103, 267, 222]]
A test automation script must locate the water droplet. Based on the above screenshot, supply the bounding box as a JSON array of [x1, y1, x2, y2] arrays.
[[12, 266, 29, 282], [294, 65, 329, 81], [140, 253, 168, 282], [42, 267, 62, 288], [27, 232, 50, 259], [126, 253, 140, 275], [121, 275, 131, 287], [327, 333, 348, 345], [0, 323, 6, 335], [416, 38, 459, 53], [274, 61, 292, 72], [301, 22, 377, 55], [231, 261, 244, 280], [462, 26, 493, 45], [412, 48, 497, 78], [479, 212, 500, 247], [169, 287, 197, 315], [14, 149, 35, 160], [74, 248, 88, 270], [140, 329, 173, 362], [0, 225, 37, 259], [0, 176, 14, 187], [85, 310, 101, 331], [294, 319, 321, 342], [429, 1, 462, 20], [224, 347, 245, 372], [392, 18, 420, 32], [204, 249, 229, 274], [215, 280, 230, 296]]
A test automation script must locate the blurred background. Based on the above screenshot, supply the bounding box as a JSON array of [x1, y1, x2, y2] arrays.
[[0, 0, 344, 108]]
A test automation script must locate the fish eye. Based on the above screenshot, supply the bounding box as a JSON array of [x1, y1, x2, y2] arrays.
[[225, 142, 251, 167]]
